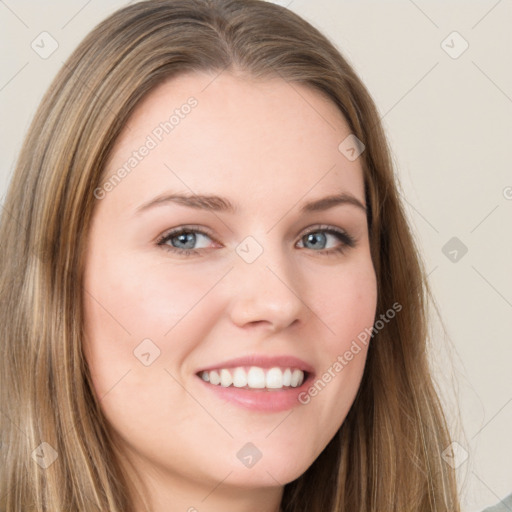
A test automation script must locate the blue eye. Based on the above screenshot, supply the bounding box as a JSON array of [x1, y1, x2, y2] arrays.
[[157, 226, 215, 256], [297, 226, 356, 255], [156, 225, 356, 257]]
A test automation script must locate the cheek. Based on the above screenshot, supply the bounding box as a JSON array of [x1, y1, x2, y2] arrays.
[[82, 250, 230, 396], [83, 244, 229, 349], [299, 259, 376, 441], [313, 259, 378, 349], [85, 259, 211, 336]]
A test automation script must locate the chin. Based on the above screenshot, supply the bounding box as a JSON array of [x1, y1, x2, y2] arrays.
[[222, 461, 309, 489], [209, 443, 315, 488]]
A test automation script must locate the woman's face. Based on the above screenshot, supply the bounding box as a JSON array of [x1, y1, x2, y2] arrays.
[[83, 71, 377, 506]]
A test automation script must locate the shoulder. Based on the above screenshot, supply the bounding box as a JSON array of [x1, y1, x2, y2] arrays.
[[481, 493, 512, 512]]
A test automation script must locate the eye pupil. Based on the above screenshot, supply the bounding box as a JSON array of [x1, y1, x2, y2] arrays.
[[173, 232, 196, 249], [304, 232, 327, 249]]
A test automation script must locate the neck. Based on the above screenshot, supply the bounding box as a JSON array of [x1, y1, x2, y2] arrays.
[[125, 458, 284, 512]]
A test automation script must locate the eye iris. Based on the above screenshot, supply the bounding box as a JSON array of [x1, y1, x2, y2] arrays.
[[304, 232, 327, 249], [173, 232, 196, 249]]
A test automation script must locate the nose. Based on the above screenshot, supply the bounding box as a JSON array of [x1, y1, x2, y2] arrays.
[[227, 244, 306, 332]]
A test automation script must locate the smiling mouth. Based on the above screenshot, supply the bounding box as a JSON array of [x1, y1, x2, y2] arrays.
[[196, 366, 308, 390]]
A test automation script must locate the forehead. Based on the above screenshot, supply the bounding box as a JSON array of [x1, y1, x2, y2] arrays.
[[103, 71, 365, 213]]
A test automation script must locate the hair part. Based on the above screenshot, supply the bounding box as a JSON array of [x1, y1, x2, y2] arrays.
[[0, 0, 460, 510]]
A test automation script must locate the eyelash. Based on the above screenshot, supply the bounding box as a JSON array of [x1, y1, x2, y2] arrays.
[[156, 224, 356, 257]]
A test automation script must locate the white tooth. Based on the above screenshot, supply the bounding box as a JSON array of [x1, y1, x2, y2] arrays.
[[205, 366, 305, 389], [290, 369, 303, 387], [266, 367, 284, 389], [232, 367, 248, 388], [247, 367, 266, 388], [209, 370, 220, 385], [220, 369, 233, 387]]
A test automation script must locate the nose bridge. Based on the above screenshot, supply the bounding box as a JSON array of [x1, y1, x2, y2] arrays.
[[228, 234, 305, 330]]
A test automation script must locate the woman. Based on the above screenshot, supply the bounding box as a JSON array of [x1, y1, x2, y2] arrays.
[[0, 0, 461, 510]]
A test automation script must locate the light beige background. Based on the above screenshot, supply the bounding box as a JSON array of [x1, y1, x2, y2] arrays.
[[1, 1, 511, 510]]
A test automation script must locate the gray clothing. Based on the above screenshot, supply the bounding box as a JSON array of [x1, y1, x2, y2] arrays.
[[481, 493, 512, 512]]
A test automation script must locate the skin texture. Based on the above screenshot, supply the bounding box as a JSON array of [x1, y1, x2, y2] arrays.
[[82, 71, 378, 512]]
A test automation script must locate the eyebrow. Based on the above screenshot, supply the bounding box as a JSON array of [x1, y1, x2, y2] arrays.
[[134, 191, 367, 215]]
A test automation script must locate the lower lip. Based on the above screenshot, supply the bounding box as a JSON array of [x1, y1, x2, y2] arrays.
[[196, 373, 314, 412]]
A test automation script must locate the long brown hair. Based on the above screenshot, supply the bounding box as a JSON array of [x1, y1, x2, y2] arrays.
[[0, 0, 461, 510]]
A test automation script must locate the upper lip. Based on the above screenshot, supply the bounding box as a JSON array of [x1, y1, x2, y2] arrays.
[[196, 354, 315, 376]]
